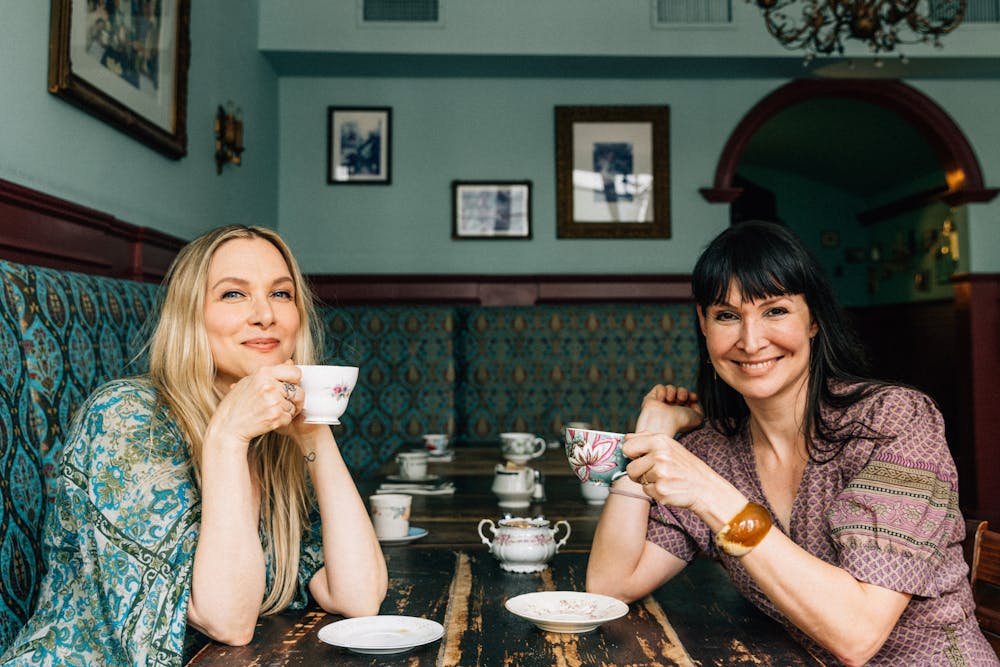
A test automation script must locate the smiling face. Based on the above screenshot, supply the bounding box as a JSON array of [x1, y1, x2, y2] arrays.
[[204, 237, 300, 392], [698, 281, 817, 410]]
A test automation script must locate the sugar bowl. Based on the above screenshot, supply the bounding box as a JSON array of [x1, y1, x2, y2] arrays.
[[477, 515, 571, 573]]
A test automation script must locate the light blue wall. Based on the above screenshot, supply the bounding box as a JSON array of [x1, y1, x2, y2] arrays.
[[277, 75, 749, 275], [0, 1, 278, 240], [258, 0, 1000, 60], [266, 2, 1000, 278]]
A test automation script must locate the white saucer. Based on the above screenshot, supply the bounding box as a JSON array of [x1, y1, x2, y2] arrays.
[[505, 591, 629, 633], [378, 526, 428, 545], [317, 615, 443, 654], [386, 474, 441, 483]]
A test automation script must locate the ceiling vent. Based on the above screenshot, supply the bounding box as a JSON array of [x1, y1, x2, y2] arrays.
[[361, 0, 441, 23], [652, 0, 732, 26]]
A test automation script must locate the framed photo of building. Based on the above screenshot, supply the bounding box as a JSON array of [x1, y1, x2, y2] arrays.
[[555, 105, 670, 239], [452, 181, 532, 239], [48, 0, 190, 159], [327, 107, 392, 184]]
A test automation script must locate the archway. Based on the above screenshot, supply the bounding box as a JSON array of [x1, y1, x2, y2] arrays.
[[700, 79, 997, 209]]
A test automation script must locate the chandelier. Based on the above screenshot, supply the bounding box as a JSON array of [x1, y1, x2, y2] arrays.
[[750, 0, 966, 59]]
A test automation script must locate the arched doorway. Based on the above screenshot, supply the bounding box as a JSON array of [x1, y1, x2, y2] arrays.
[[700, 78, 996, 207], [700, 79, 999, 523]]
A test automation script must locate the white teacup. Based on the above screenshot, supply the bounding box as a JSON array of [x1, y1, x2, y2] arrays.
[[297, 365, 359, 425], [499, 432, 546, 464], [370, 493, 411, 539], [580, 481, 610, 506], [396, 451, 429, 480], [422, 433, 451, 456]]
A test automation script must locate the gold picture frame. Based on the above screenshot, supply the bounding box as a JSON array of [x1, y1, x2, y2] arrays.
[[48, 0, 191, 159], [555, 105, 670, 239]]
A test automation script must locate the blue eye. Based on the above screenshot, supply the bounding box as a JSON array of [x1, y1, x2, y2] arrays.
[[272, 290, 294, 300], [221, 290, 244, 300]]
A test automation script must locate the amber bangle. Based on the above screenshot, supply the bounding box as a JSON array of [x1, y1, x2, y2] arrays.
[[715, 501, 772, 557], [608, 488, 653, 504]]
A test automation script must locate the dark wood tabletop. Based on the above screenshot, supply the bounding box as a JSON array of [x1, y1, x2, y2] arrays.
[[185, 444, 826, 666], [185, 549, 824, 666]]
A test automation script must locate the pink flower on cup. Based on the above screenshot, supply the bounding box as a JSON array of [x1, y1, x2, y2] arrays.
[[567, 431, 621, 483], [330, 384, 352, 400]]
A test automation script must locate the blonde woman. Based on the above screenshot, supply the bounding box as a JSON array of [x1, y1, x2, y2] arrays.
[[2, 225, 387, 666]]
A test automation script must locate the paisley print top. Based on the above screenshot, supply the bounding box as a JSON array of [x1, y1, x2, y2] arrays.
[[646, 385, 998, 666], [0, 379, 324, 666]]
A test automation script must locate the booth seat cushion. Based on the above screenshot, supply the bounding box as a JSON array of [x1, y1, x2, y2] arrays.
[[454, 303, 700, 440], [0, 261, 37, 649], [0, 259, 158, 652], [319, 305, 456, 478]]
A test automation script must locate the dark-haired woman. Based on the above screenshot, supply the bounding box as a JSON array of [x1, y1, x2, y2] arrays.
[[587, 221, 996, 665]]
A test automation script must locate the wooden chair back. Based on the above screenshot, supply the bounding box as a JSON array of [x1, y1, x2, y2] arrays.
[[966, 519, 1000, 653]]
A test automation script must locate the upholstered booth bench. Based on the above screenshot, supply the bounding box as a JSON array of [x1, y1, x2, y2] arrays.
[[0, 257, 699, 651]]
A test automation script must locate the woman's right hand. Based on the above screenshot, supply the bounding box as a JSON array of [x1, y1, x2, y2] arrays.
[[635, 384, 704, 436], [206, 362, 304, 449]]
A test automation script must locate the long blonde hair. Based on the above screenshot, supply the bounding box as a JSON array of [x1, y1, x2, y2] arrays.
[[147, 225, 322, 614]]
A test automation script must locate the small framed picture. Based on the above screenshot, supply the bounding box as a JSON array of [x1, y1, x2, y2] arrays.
[[327, 107, 391, 184], [555, 105, 670, 239], [452, 181, 532, 240]]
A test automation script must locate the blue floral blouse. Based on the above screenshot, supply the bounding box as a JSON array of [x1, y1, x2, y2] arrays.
[[1, 379, 324, 666]]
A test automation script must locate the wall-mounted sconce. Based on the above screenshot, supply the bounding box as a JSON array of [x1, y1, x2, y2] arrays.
[[214, 102, 244, 174]]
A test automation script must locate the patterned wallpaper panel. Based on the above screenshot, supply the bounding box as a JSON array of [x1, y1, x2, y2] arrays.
[[319, 305, 457, 478], [454, 304, 700, 442]]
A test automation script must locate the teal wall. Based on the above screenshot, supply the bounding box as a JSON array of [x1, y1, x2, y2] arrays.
[[0, 1, 279, 240], [1, 2, 997, 285], [265, 3, 1000, 281]]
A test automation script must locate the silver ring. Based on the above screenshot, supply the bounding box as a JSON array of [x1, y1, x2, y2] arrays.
[[282, 382, 296, 399]]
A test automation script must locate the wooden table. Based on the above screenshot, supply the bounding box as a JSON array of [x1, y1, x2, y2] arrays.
[[186, 549, 824, 666], [185, 444, 826, 665]]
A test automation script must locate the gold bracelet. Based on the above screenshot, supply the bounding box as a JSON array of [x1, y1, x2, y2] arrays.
[[715, 501, 772, 557]]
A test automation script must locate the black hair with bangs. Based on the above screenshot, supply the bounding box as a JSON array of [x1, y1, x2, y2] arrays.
[[691, 220, 886, 461]]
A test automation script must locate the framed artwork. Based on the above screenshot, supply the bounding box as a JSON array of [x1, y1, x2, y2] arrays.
[[327, 107, 392, 184], [47, 0, 190, 159], [452, 181, 532, 240], [555, 105, 670, 239]]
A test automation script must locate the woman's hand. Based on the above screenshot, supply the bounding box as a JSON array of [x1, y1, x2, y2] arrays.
[[622, 431, 745, 528], [635, 384, 704, 436], [207, 361, 304, 448]]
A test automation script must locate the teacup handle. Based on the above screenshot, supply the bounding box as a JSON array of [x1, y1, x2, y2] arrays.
[[477, 519, 496, 548], [530, 437, 546, 459], [551, 520, 571, 552]]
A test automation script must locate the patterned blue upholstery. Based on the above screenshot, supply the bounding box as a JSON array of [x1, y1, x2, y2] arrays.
[[318, 306, 456, 478], [454, 304, 700, 440], [0, 259, 159, 651]]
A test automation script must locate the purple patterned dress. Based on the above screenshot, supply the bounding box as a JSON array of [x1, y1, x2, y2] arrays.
[[646, 385, 998, 665]]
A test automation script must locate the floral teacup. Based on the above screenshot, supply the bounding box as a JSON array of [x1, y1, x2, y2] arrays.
[[564, 428, 628, 487], [297, 365, 359, 425]]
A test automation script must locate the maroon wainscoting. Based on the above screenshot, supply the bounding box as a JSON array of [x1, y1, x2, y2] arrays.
[[0, 178, 184, 282], [308, 274, 693, 306]]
